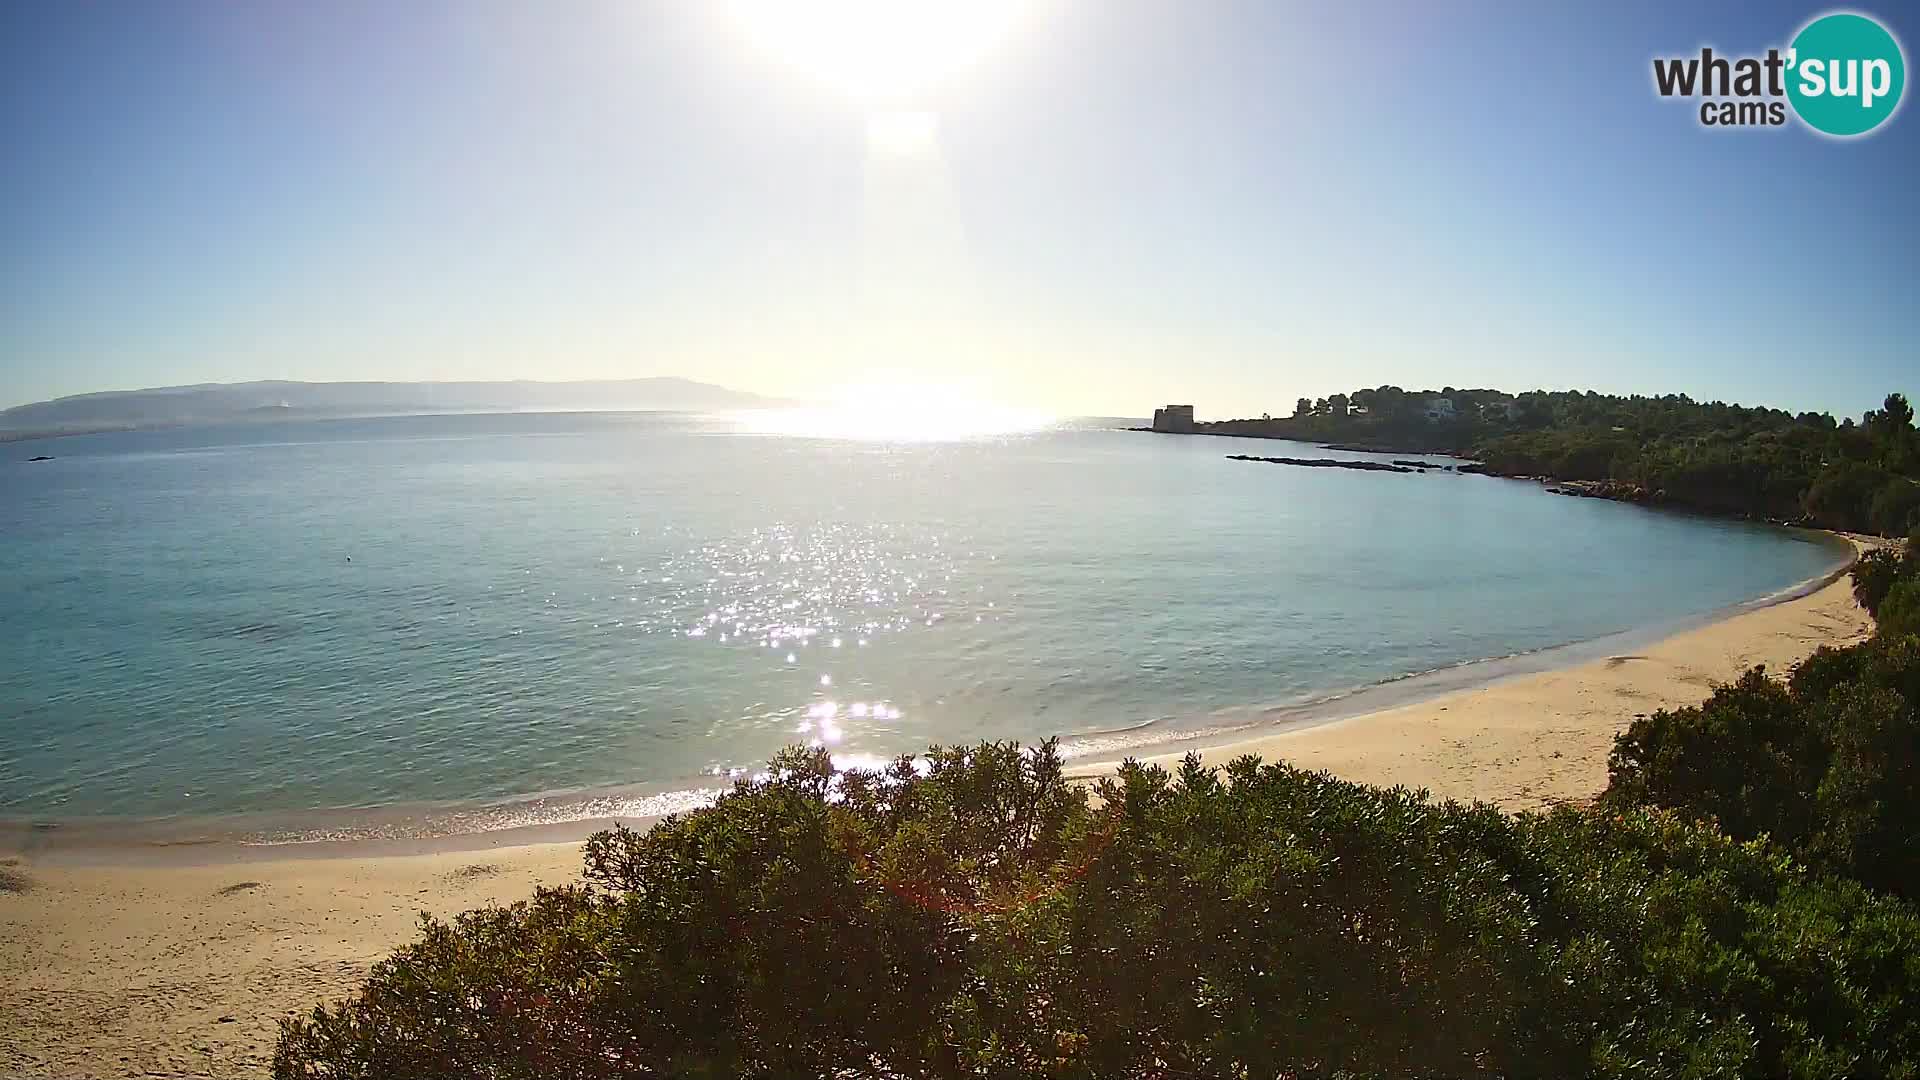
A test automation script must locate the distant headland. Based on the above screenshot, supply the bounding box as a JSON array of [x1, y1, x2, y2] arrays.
[[1135, 386, 1920, 538], [0, 378, 792, 443]]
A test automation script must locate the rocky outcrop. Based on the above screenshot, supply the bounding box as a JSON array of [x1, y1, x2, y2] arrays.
[[1320, 442, 1458, 456], [1227, 455, 1417, 474], [1545, 479, 1655, 503]]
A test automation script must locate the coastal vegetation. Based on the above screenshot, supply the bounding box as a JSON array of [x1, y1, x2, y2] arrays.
[[1200, 388, 1920, 535], [1604, 532, 1920, 896], [278, 533, 1920, 1079]]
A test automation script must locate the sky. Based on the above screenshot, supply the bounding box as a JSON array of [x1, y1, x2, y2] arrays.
[[1, 0, 1916, 420]]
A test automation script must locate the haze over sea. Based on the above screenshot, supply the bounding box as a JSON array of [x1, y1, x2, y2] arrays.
[[0, 412, 1844, 841]]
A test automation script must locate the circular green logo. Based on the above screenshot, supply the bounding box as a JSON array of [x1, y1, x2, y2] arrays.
[[1787, 12, 1906, 136]]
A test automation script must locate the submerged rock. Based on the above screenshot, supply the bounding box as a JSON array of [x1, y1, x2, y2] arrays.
[[1545, 479, 1655, 503], [1227, 455, 1416, 474]]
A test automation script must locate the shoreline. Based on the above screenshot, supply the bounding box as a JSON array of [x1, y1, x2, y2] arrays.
[[1130, 426, 1865, 535], [1063, 535, 1875, 806], [0, 528, 1858, 865], [1063, 528, 1857, 774], [0, 539, 1879, 1078]]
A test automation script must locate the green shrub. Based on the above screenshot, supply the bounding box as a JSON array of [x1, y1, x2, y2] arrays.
[[1857, 548, 1908, 615], [1805, 462, 1898, 533], [1883, 579, 1920, 640], [1604, 635, 1920, 899], [1872, 480, 1920, 537], [1605, 667, 1827, 851], [277, 743, 1920, 1079]]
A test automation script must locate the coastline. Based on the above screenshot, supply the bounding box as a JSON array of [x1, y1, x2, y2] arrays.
[[1065, 528, 1861, 768], [0, 537, 1878, 1078], [1067, 540, 1874, 806], [1129, 424, 1870, 535]]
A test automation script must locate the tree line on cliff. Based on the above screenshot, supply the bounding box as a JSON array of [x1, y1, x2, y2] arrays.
[[275, 541, 1920, 1078], [1241, 388, 1920, 536]]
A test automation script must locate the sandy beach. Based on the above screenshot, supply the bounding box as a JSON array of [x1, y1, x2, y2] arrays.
[[1067, 560, 1874, 806], [0, 559, 1877, 1079]]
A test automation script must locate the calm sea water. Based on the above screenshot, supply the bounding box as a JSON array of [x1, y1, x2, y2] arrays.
[[0, 412, 1843, 835]]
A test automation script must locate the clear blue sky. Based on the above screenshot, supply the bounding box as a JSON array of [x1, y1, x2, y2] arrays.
[[2, 0, 1915, 419]]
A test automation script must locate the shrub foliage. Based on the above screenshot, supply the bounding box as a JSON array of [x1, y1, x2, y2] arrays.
[[279, 739, 1920, 1079], [1604, 536, 1920, 898]]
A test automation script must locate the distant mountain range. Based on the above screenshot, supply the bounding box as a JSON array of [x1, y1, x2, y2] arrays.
[[0, 378, 792, 439]]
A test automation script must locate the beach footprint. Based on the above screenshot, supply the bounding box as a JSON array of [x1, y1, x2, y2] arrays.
[[0, 858, 32, 893]]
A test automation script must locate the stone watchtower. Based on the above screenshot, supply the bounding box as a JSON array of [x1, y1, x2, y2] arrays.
[[1151, 404, 1195, 433]]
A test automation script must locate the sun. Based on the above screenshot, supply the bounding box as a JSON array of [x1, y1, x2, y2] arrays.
[[726, 0, 1030, 104]]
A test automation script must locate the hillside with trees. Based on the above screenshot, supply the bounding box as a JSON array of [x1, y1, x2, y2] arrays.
[[1194, 388, 1920, 536], [274, 537, 1920, 1079]]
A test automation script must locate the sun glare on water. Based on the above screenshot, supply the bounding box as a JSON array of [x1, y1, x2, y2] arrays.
[[739, 384, 1053, 442]]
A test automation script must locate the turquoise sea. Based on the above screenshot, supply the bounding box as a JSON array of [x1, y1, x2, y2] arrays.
[[0, 412, 1845, 841]]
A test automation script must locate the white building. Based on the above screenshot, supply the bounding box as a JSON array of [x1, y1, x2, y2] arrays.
[[1419, 395, 1455, 422]]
